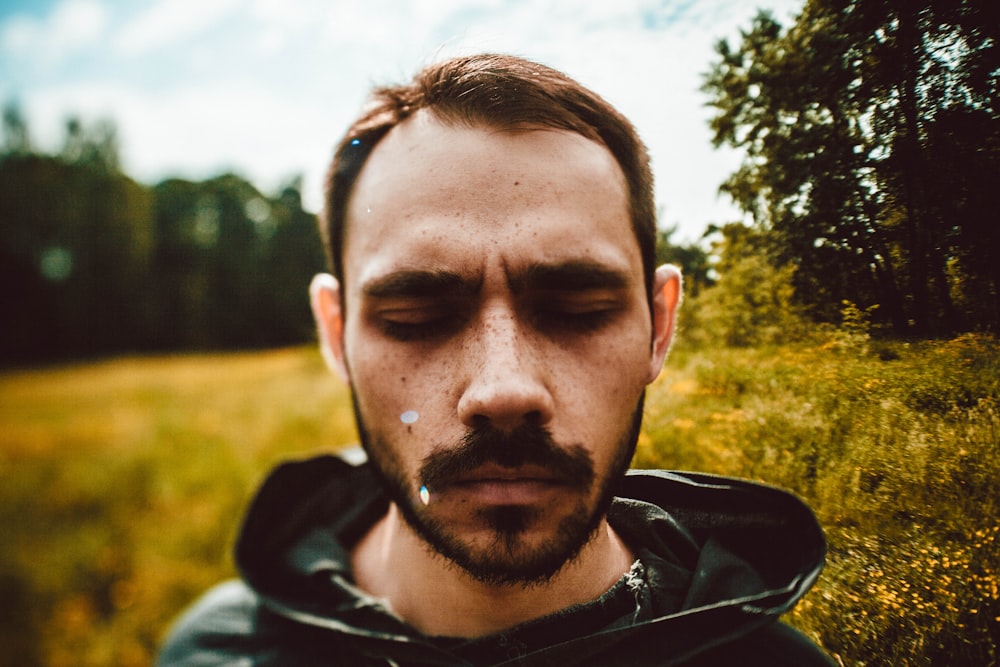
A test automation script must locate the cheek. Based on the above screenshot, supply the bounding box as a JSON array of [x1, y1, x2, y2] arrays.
[[344, 333, 405, 422], [547, 339, 649, 455], [347, 341, 456, 437], [351, 368, 414, 428], [560, 330, 651, 397]]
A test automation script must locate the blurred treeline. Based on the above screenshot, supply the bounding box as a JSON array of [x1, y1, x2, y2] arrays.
[[4, 0, 998, 369], [703, 0, 999, 336], [0, 106, 327, 367]]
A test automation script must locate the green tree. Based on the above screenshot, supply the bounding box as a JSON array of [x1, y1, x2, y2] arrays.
[[704, 0, 1000, 334], [60, 116, 121, 172], [654, 224, 714, 298], [682, 223, 805, 348], [2, 100, 32, 155], [148, 174, 324, 351], [0, 114, 154, 363], [1, 105, 327, 363], [150, 175, 263, 349], [257, 177, 328, 344]]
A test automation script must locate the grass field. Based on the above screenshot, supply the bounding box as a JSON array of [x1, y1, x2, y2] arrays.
[[1, 333, 998, 666]]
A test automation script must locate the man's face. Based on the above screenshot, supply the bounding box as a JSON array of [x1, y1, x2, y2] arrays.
[[315, 111, 675, 586]]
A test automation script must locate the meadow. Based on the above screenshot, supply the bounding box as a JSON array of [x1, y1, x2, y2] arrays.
[[1, 330, 997, 666]]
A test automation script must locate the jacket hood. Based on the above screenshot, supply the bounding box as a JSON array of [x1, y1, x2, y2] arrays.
[[232, 453, 826, 666]]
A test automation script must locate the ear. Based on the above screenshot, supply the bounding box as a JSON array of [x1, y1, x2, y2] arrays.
[[646, 264, 682, 384], [310, 273, 351, 383]]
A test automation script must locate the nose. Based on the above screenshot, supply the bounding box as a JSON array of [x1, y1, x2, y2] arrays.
[[456, 308, 554, 431]]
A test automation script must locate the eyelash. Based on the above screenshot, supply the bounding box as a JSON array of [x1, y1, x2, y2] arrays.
[[533, 308, 617, 333], [377, 315, 463, 341], [375, 305, 618, 342]]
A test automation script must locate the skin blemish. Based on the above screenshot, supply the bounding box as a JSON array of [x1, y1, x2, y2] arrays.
[[401, 410, 419, 425]]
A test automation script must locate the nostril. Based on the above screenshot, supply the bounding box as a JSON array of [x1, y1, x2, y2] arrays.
[[468, 409, 545, 432], [469, 414, 491, 430], [523, 410, 544, 425]]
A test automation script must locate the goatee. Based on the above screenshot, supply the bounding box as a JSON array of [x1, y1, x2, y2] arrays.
[[353, 396, 644, 586]]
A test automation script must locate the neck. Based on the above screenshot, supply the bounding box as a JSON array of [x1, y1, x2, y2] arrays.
[[351, 503, 634, 638]]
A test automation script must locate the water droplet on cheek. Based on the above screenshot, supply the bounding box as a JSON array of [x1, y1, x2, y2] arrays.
[[400, 410, 419, 424], [419, 485, 430, 505]]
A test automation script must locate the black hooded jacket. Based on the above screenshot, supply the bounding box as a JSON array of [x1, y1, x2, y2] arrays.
[[157, 454, 834, 666]]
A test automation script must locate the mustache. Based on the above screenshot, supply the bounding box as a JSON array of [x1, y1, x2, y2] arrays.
[[419, 423, 595, 492]]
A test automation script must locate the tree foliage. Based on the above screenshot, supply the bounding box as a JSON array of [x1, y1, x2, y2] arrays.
[[704, 0, 1000, 334], [654, 223, 714, 298], [0, 108, 326, 365], [680, 223, 806, 348]]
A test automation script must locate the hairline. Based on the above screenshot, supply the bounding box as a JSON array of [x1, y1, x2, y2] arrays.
[[321, 55, 658, 312]]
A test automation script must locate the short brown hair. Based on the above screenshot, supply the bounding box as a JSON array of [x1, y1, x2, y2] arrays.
[[321, 53, 656, 299]]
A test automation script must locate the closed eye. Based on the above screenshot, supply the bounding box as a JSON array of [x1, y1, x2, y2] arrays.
[[530, 293, 624, 333], [374, 304, 466, 341], [362, 270, 478, 342]]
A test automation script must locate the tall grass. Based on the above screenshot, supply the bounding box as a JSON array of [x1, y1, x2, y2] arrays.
[[0, 348, 355, 667], [1, 334, 997, 665], [638, 332, 1000, 665]]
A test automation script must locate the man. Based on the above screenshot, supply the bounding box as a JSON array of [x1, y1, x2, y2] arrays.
[[158, 54, 833, 666]]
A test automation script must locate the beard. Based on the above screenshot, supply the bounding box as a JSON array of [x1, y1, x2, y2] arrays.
[[351, 394, 644, 587]]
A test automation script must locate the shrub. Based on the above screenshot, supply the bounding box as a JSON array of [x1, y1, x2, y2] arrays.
[[641, 333, 1000, 665], [3, 336, 998, 666]]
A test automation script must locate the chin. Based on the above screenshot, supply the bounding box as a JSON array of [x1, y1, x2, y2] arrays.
[[411, 497, 603, 587]]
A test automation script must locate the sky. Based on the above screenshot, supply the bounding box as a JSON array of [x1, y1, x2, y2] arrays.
[[0, 0, 805, 242]]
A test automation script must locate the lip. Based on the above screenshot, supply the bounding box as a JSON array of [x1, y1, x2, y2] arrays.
[[453, 463, 562, 484], [449, 478, 563, 504], [438, 464, 566, 504]]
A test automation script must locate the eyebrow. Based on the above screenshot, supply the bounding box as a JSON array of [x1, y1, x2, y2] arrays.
[[361, 260, 632, 300], [510, 260, 632, 293], [361, 270, 481, 300]]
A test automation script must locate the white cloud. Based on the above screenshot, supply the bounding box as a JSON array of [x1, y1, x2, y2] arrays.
[[0, 14, 38, 56], [8, 0, 807, 240], [254, 27, 286, 56], [25, 79, 340, 202], [247, 0, 322, 55], [249, 0, 316, 28], [52, 0, 108, 50], [114, 0, 242, 57], [353, 0, 782, 238], [1, 0, 108, 67]]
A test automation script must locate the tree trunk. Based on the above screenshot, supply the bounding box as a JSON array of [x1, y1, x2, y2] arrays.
[[895, 1, 932, 333]]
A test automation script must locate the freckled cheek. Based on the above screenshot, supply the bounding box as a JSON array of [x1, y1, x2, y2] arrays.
[[583, 337, 650, 424], [348, 344, 457, 431], [566, 332, 651, 389], [544, 352, 645, 446]]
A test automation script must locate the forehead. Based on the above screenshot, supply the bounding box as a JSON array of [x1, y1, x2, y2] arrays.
[[341, 112, 639, 289]]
